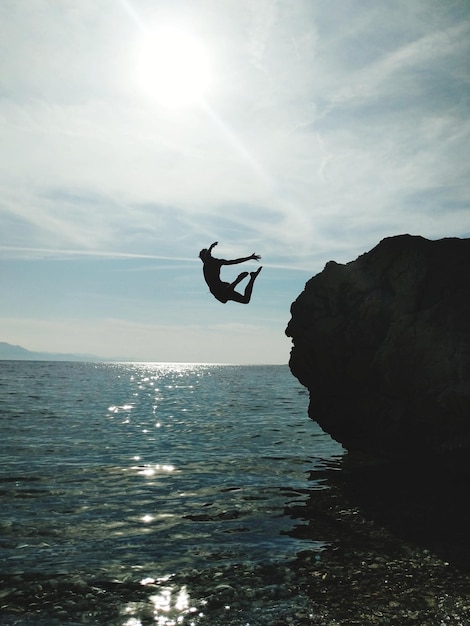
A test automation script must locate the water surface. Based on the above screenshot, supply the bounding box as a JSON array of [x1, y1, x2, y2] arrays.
[[0, 361, 343, 624]]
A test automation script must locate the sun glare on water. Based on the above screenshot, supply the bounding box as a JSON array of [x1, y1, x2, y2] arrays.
[[137, 25, 211, 108]]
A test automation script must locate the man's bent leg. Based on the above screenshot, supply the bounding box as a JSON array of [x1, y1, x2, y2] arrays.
[[228, 267, 262, 304], [229, 272, 249, 290]]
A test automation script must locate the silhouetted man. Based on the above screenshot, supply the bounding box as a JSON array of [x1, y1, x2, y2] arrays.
[[199, 241, 262, 304]]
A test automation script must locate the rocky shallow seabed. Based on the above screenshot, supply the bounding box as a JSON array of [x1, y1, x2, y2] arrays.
[[2, 467, 470, 626]]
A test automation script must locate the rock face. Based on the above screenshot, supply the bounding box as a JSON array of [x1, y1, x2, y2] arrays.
[[286, 235, 470, 463]]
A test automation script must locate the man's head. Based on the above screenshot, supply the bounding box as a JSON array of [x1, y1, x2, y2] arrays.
[[199, 248, 208, 261]]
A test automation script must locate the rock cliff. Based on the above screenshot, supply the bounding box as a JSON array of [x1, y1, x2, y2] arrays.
[[286, 234, 470, 464]]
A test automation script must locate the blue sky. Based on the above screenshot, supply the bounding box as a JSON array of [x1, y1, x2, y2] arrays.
[[1, 0, 469, 363]]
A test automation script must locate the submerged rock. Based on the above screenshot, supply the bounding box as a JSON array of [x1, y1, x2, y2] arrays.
[[286, 234, 470, 465]]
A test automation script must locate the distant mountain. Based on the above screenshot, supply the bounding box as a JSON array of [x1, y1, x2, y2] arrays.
[[0, 341, 104, 362]]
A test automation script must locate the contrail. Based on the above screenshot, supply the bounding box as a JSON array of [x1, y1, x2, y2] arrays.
[[118, 0, 148, 33], [199, 99, 271, 185], [0, 245, 197, 262]]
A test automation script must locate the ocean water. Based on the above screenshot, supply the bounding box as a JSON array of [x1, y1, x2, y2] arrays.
[[0, 361, 343, 625]]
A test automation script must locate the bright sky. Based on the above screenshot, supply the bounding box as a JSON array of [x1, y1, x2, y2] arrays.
[[1, 1, 469, 364]]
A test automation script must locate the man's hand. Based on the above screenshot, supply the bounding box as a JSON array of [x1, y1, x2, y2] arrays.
[[251, 253, 261, 261], [209, 241, 218, 250]]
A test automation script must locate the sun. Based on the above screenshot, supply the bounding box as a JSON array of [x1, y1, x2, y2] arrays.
[[137, 26, 211, 108]]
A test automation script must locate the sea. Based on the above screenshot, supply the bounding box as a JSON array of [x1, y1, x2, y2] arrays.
[[0, 361, 344, 626]]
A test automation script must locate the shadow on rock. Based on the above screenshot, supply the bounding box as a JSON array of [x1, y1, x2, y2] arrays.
[[289, 454, 470, 572], [339, 455, 470, 570]]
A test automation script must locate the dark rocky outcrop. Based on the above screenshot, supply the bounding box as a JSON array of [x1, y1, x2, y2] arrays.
[[286, 234, 470, 466]]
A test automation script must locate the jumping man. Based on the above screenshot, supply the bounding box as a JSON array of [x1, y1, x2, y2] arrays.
[[199, 241, 262, 304]]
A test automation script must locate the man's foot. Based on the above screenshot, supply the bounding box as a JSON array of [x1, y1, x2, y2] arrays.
[[238, 271, 249, 280], [250, 266, 263, 278]]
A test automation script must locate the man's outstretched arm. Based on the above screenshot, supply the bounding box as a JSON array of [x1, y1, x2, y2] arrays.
[[223, 253, 261, 265]]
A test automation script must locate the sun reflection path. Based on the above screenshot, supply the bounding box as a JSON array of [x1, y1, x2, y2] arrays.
[[122, 582, 201, 626]]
